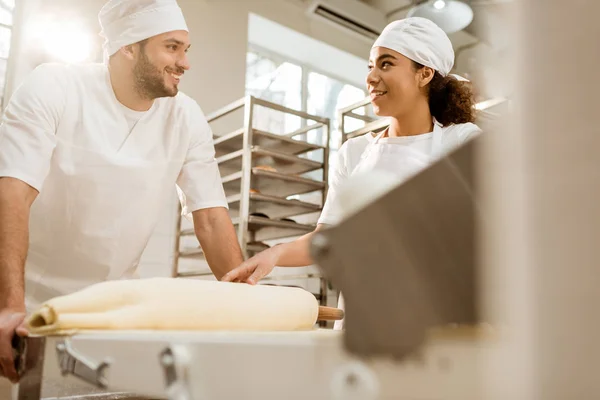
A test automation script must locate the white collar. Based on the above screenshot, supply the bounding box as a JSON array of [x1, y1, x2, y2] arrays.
[[368, 118, 442, 142]]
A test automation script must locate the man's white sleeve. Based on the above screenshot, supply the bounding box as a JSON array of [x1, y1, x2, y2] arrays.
[[176, 101, 228, 216], [0, 64, 65, 191]]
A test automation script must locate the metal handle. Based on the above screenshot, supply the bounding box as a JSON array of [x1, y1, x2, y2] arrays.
[[56, 340, 110, 388], [11, 334, 26, 376], [160, 345, 194, 400]]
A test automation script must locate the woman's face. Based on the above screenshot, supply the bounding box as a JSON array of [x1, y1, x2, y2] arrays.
[[366, 47, 431, 117]]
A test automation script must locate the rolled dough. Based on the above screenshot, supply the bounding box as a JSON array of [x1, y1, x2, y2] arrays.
[[26, 278, 319, 334]]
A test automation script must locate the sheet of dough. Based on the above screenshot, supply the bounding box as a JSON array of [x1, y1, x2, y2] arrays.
[[26, 278, 319, 334]]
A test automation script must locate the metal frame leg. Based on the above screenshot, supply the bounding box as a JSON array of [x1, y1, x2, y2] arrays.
[[16, 337, 46, 400]]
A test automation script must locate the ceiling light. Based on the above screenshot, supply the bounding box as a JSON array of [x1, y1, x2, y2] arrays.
[[433, 0, 447, 10], [407, 0, 474, 34]]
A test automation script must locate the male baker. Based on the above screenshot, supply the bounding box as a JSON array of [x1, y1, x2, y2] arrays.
[[0, 0, 243, 382]]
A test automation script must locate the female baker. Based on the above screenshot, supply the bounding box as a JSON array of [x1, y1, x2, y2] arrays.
[[222, 17, 482, 328]]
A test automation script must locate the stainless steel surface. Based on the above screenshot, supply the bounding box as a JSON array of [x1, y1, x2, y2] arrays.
[[171, 203, 183, 278], [345, 111, 376, 123], [344, 119, 390, 142], [336, 96, 372, 115], [237, 95, 255, 258], [284, 122, 325, 138], [312, 138, 478, 359], [177, 247, 202, 258], [322, 117, 330, 220], [160, 346, 192, 400], [214, 128, 323, 157], [227, 192, 321, 220], [56, 340, 110, 389], [177, 238, 269, 254], [477, 4, 600, 399], [221, 168, 325, 198], [217, 147, 323, 177], [246, 242, 270, 253], [42, 391, 153, 400], [338, 96, 388, 144], [205, 97, 245, 123], [17, 336, 46, 400], [30, 331, 493, 400], [232, 215, 314, 242], [14, 337, 155, 400], [252, 97, 329, 124]]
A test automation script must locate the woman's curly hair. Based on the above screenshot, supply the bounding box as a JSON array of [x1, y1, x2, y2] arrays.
[[413, 62, 477, 126]]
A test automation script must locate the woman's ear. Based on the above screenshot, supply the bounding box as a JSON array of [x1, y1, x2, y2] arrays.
[[418, 67, 435, 87]]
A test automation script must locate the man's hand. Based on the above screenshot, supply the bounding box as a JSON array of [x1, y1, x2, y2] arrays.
[[0, 309, 28, 383], [221, 246, 282, 284]]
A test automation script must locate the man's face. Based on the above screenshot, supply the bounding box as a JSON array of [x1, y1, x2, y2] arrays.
[[132, 30, 191, 99]]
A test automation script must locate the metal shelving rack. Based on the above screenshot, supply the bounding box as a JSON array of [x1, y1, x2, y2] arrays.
[[339, 95, 507, 143], [172, 95, 331, 305], [338, 97, 389, 144]]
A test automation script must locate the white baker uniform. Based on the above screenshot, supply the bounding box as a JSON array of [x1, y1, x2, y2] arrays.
[[317, 119, 482, 330], [0, 63, 228, 309]]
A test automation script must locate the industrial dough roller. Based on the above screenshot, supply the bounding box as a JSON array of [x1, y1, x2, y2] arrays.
[[8, 136, 493, 400]]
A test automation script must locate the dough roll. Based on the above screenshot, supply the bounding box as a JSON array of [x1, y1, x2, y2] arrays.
[[26, 278, 320, 334]]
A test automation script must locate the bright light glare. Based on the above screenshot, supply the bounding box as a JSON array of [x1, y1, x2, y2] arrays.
[[44, 30, 92, 63], [28, 19, 92, 63], [433, 0, 447, 9]]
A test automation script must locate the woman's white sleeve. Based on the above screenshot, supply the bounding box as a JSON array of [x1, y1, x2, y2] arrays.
[[317, 142, 350, 226]]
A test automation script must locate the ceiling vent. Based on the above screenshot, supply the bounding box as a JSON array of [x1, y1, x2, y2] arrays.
[[306, 0, 387, 42]]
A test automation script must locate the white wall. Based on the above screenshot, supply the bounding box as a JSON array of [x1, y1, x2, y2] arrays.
[[5, 0, 374, 280], [248, 13, 368, 88]]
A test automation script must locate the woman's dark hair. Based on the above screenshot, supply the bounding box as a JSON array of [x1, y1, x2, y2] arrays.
[[413, 61, 476, 126]]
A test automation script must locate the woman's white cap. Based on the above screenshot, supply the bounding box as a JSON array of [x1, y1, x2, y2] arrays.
[[372, 17, 455, 77]]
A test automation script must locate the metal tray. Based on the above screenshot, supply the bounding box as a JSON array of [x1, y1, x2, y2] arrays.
[[234, 215, 315, 242], [217, 146, 323, 177], [227, 192, 322, 219], [214, 128, 323, 157], [177, 243, 272, 258], [175, 242, 270, 279], [344, 118, 390, 141], [180, 216, 314, 242], [178, 247, 204, 258], [222, 168, 325, 198]]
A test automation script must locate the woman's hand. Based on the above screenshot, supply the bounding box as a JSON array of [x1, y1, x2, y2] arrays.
[[221, 246, 283, 284]]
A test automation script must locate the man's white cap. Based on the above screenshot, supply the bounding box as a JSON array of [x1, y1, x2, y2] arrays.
[[99, 0, 188, 58], [372, 17, 455, 77]]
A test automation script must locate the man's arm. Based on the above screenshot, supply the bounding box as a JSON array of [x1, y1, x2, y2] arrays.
[[192, 207, 243, 280], [0, 64, 64, 382], [0, 177, 37, 382], [0, 177, 38, 310]]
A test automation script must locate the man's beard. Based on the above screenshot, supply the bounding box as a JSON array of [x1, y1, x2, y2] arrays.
[[133, 50, 179, 100]]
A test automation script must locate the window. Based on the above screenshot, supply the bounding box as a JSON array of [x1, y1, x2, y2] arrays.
[[245, 51, 303, 134], [245, 46, 368, 158], [0, 0, 15, 109]]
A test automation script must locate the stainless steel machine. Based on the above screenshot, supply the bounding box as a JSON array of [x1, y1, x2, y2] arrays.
[[7, 134, 492, 400]]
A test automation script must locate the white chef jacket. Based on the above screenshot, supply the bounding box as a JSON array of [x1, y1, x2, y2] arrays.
[[321, 121, 481, 330], [318, 122, 482, 226], [0, 63, 227, 309]]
